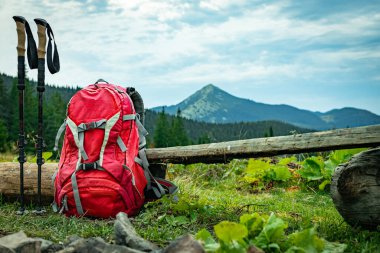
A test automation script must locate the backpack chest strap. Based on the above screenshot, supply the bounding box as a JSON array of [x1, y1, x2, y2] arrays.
[[77, 119, 107, 161], [66, 117, 113, 163]]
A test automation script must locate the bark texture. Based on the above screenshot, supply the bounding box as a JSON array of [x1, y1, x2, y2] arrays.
[[331, 147, 380, 230]]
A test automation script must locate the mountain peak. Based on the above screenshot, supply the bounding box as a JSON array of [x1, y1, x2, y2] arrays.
[[151, 85, 380, 129], [183, 84, 228, 104], [197, 83, 235, 98], [203, 83, 218, 90], [198, 84, 223, 94]]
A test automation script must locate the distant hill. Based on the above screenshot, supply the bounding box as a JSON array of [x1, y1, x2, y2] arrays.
[[144, 110, 313, 146], [152, 84, 380, 130], [314, 107, 380, 129]]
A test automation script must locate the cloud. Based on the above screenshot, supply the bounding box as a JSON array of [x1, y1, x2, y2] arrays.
[[107, 0, 191, 21], [199, 0, 247, 11], [0, 0, 379, 114]]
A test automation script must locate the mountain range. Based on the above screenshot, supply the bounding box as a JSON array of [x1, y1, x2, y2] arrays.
[[152, 84, 380, 130]]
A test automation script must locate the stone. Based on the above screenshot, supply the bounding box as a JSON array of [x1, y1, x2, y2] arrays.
[[163, 234, 204, 253], [37, 238, 64, 253], [114, 212, 159, 252], [64, 235, 82, 246], [0, 244, 15, 253], [0, 231, 41, 253], [57, 236, 144, 253]]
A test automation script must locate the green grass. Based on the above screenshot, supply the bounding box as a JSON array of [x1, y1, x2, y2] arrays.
[[0, 151, 59, 163], [0, 160, 379, 252], [0, 152, 15, 162]]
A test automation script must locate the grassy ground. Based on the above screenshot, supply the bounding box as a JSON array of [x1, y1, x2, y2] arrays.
[[0, 160, 379, 252], [0, 152, 15, 162]]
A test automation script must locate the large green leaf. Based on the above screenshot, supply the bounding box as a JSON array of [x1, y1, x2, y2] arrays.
[[245, 159, 271, 177], [322, 160, 335, 180], [214, 221, 248, 244], [297, 157, 324, 181], [240, 213, 267, 238], [254, 213, 287, 249], [271, 165, 292, 181], [287, 227, 324, 253], [329, 148, 366, 167], [278, 156, 298, 166]]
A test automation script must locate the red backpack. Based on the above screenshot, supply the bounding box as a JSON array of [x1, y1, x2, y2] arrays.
[[53, 80, 176, 218]]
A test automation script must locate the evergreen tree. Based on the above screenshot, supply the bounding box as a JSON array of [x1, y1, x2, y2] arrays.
[[44, 92, 66, 149], [0, 119, 8, 151], [153, 108, 170, 147], [197, 134, 211, 144], [170, 109, 189, 146], [8, 79, 19, 145], [0, 76, 8, 121], [23, 78, 38, 152], [264, 126, 274, 137], [0, 76, 10, 151]]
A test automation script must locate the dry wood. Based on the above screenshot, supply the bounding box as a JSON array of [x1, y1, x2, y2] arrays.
[[0, 162, 56, 204], [330, 147, 380, 230], [146, 124, 380, 164]]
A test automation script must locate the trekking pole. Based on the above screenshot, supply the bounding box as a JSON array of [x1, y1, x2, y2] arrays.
[[12, 16, 38, 215], [33, 18, 60, 214]]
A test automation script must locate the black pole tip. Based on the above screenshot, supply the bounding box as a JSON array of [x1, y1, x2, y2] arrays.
[[34, 18, 47, 27], [13, 16, 26, 23]]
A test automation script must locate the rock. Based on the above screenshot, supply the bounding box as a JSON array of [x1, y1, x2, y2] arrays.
[[37, 238, 64, 253], [64, 235, 82, 246], [0, 244, 15, 253], [0, 231, 41, 253], [163, 234, 204, 253], [57, 237, 143, 253], [114, 212, 159, 252]]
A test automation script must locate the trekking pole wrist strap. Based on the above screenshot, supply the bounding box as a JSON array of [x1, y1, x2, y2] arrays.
[[34, 18, 60, 74], [13, 16, 38, 66]]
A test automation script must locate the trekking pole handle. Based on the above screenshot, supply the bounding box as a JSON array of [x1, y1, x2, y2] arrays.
[[34, 18, 47, 92], [35, 18, 47, 59], [13, 16, 26, 57], [13, 16, 26, 91]]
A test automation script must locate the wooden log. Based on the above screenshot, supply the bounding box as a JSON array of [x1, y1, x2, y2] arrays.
[[330, 147, 380, 230], [146, 124, 380, 164], [0, 162, 56, 204]]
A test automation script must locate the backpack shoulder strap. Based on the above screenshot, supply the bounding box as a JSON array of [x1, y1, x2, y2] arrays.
[[127, 87, 145, 125], [123, 88, 178, 199]]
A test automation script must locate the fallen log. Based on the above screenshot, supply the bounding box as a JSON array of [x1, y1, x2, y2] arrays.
[[147, 124, 380, 164], [330, 147, 380, 230], [0, 162, 56, 204]]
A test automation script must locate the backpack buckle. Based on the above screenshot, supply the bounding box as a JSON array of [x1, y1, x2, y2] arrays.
[[81, 161, 99, 171], [85, 122, 95, 130]]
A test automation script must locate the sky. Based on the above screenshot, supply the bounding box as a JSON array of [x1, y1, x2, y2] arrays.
[[0, 0, 379, 115]]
